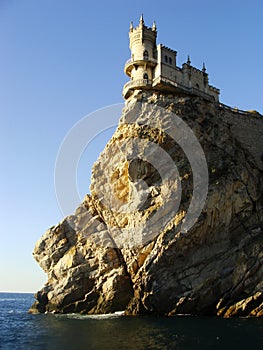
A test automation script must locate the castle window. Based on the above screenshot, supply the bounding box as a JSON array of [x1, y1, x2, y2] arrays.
[[143, 50, 149, 60], [196, 83, 200, 89], [169, 57, 172, 65], [143, 72, 149, 80], [165, 55, 168, 63]]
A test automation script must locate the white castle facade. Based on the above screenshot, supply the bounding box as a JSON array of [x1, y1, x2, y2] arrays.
[[123, 16, 220, 102]]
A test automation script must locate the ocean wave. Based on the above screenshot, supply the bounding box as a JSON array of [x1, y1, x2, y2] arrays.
[[55, 311, 125, 320]]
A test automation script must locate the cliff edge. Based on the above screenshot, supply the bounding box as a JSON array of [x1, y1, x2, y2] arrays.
[[30, 91, 263, 317]]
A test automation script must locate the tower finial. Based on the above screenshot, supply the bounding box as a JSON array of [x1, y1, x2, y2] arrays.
[[152, 20, 157, 31], [187, 55, 191, 65], [202, 62, 206, 73], [130, 21, 133, 31], [140, 13, 144, 26]]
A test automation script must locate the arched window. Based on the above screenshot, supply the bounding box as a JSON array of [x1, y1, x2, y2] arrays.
[[165, 55, 168, 63], [143, 50, 149, 60], [196, 83, 200, 89], [169, 57, 172, 65], [143, 72, 149, 80]]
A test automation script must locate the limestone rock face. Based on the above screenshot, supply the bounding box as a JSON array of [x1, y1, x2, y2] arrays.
[[30, 91, 263, 317]]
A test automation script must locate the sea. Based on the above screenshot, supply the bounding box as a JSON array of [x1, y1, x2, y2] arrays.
[[0, 293, 262, 349]]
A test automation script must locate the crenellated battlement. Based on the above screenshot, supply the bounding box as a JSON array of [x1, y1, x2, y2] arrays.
[[123, 16, 220, 102], [159, 44, 177, 54], [182, 63, 205, 75]]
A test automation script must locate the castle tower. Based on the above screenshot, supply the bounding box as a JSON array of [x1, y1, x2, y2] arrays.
[[123, 15, 157, 98]]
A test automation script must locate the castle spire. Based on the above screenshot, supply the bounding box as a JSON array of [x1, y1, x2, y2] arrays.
[[202, 62, 206, 73], [130, 21, 133, 31], [152, 20, 157, 31], [187, 55, 191, 65], [140, 14, 144, 26]]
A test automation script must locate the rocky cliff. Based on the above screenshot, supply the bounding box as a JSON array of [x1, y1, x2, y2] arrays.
[[30, 91, 263, 317]]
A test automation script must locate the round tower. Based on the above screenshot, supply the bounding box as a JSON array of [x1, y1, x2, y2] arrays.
[[123, 15, 157, 98]]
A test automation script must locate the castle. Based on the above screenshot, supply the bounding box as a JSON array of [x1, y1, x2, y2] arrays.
[[123, 15, 220, 102]]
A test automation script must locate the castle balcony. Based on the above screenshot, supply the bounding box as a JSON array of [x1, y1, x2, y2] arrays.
[[123, 78, 153, 98], [124, 57, 157, 77], [123, 75, 218, 101], [153, 76, 217, 101]]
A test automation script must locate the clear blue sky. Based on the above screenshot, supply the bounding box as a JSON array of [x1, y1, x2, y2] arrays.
[[0, 0, 262, 292]]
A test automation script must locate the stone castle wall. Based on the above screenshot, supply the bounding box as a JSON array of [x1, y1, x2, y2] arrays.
[[220, 106, 263, 170]]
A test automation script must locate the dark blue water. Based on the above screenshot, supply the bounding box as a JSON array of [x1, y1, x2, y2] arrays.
[[0, 293, 262, 349]]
